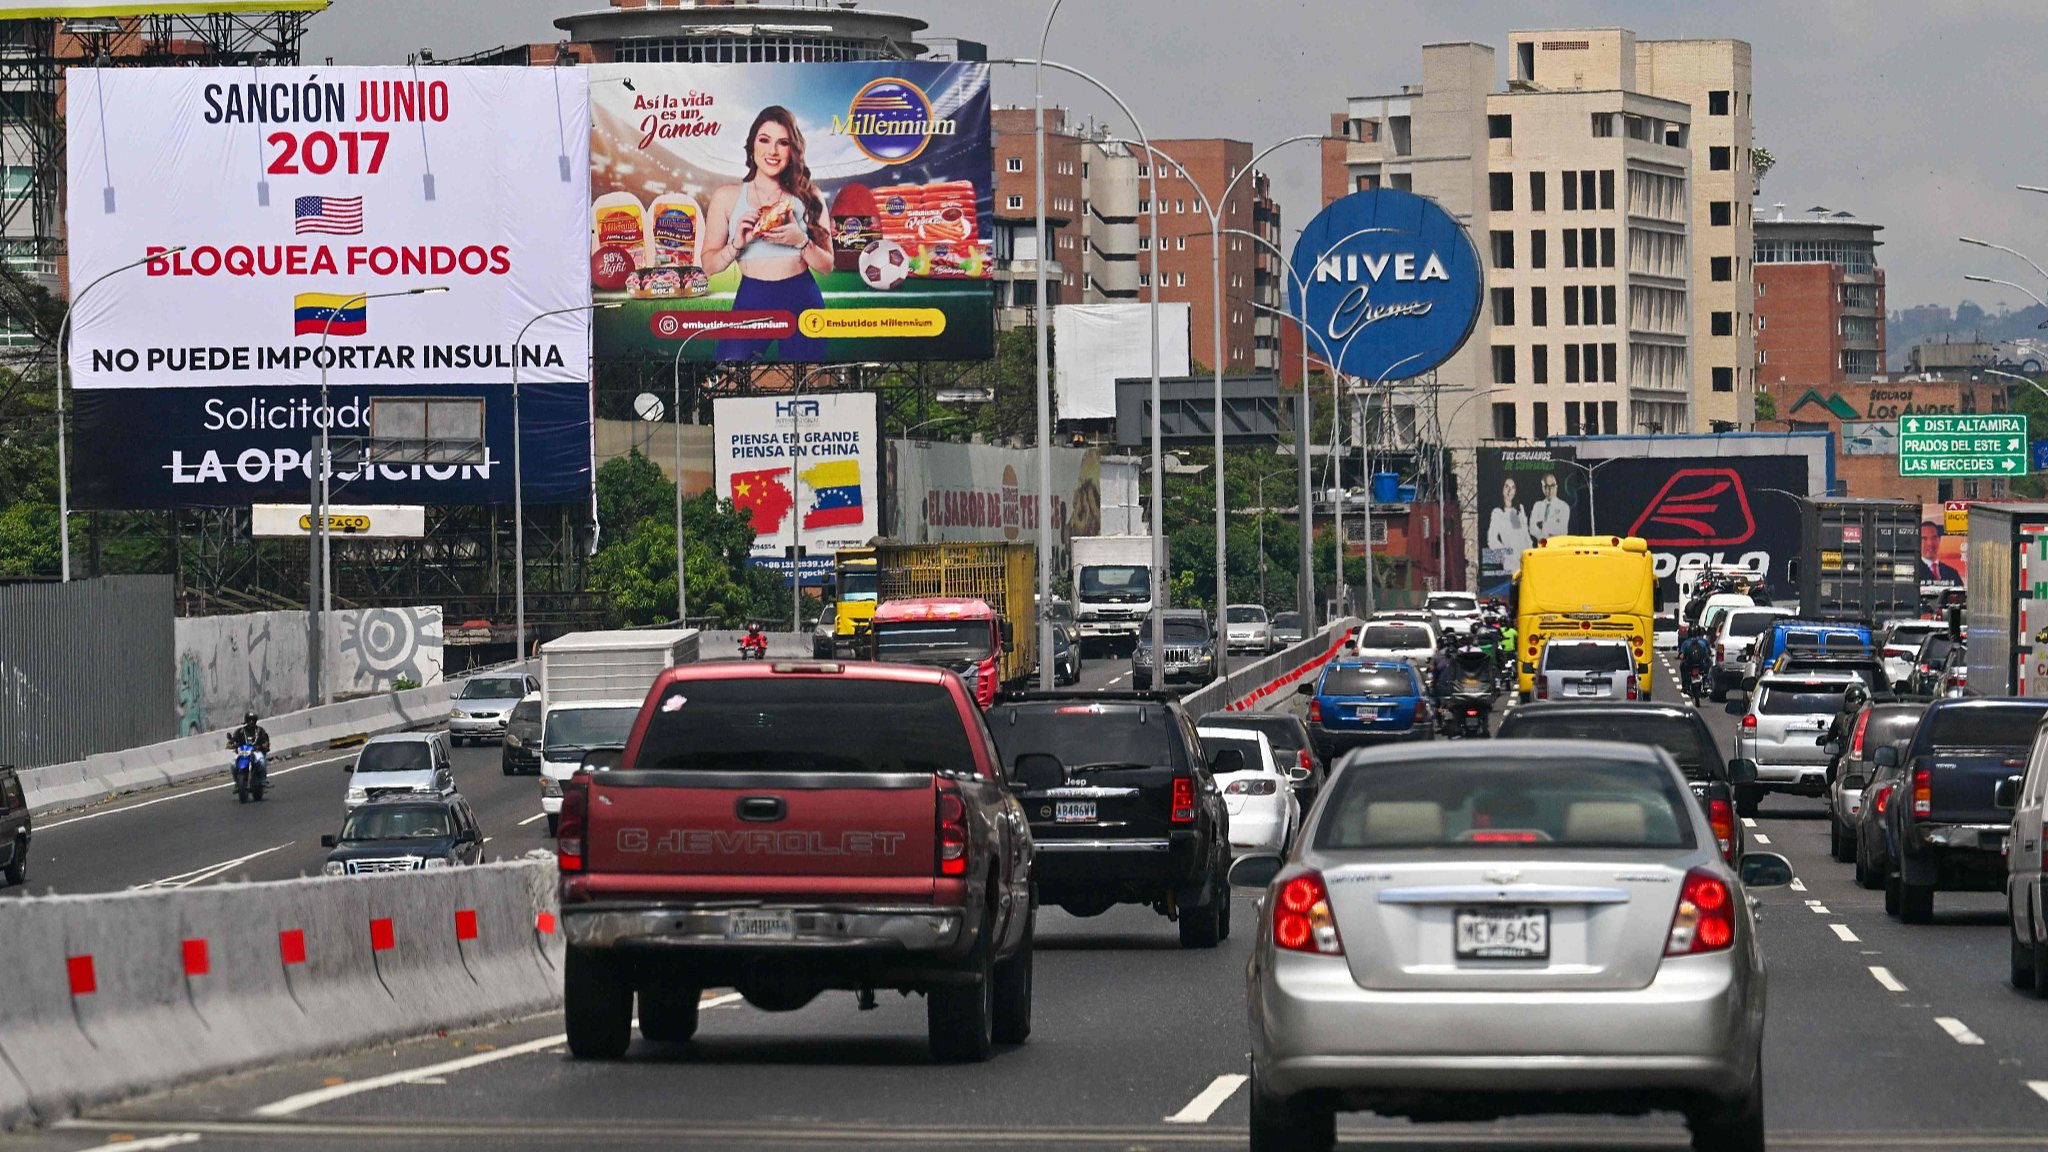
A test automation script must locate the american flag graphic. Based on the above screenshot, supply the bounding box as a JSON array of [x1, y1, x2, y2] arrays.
[[294, 195, 364, 236]]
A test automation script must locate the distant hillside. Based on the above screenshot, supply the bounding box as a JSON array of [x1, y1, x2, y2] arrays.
[[1888, 300, 2048, 370]]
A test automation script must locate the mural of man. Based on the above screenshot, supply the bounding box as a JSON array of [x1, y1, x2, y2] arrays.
[[1487, 476, 1533, 575], [1529, 472, 1572, 545], [1919, 520, 1961, 584]]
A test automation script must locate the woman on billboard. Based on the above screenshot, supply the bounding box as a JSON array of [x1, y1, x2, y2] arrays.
[[702, 106, 834, 362]]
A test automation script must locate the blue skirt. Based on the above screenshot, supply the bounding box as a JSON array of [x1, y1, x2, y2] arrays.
[[715, 273, 828, 363]]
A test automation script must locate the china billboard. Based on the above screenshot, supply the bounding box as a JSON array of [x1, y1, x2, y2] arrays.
[[589, 61, 994, 364], [64, 67, 591, 389], [713, 393, 878, 585]]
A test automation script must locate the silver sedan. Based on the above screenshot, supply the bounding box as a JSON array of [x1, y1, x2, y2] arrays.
[[1231, 739, 1792, 1152]]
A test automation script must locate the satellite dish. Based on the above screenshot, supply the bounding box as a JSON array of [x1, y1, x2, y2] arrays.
[[633, 392, 665, 422]]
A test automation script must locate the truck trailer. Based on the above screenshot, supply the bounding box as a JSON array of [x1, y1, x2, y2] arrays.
[[1965, 502, 2048, 699], [1790, 497, 1921, 625], [867, 542, 1036, 706]]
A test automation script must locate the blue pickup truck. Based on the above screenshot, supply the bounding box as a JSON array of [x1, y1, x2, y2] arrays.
[[1877, 698, 2048, 924]]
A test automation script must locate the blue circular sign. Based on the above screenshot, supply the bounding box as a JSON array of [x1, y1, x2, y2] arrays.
[[1288, 188, 1483, 382], [846, 78, 936, 164]]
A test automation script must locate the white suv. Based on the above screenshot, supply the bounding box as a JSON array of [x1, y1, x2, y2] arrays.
[[1425, 592, 1481, 638], [1735, 672, 1859, 814], [1710, 606, 1794, 702]]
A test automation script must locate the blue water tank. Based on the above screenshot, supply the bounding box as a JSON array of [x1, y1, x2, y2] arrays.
[[1396, 484, 1418, 504], [1371, 473, 1400, 504]]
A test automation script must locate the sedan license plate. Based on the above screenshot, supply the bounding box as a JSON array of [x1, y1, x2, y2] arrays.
[[1055, 801, 1097, 824], [1572, 680, 1605, 696], [1455, 907, 1549, 960], [727, 909, 795, 942]]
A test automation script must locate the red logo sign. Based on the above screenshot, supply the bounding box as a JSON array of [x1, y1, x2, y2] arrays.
[[1625, 468, 1756, 546]]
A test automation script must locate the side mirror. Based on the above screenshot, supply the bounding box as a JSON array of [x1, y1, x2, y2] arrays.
[[319, 834, 337, 848], [1000, 620, 1015, 645], [1296, 681, 1317, 696], [1738, 851, 1796, 890], [1822, 739, 1842, 753], [1995, 776, 2022, 810], [1727, 758, 1758, 785], [1287, 765, 1312, 783], [1210, 748, 1247, 775], [1874, 746, 1899, 768], [457, 827, 481, 844], [1228, 853, 1284, 890], [1842, 772, 1870, 792], [1012, 753, 1065, 793]]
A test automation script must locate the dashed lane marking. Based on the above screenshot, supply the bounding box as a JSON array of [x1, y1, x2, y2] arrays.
[[1936, 1017, 1986, 1045], [1754, 834, 1771, 845], [2028, 1081, 2048, 1105], [702, 993, 744, 1009], [1164, 1074, 1248, 1124], [90, 1136, 201, 1150], [38, 751, 356, 831], [1806, 899, 1832, 915], [518, 812, 548, 826], [252, 1032, 568, 1117], [1831, 924, 1860, 942], [1741, 817, 1757, 828], [1791, 878, 1808, 891], [1871, 966, 1908, 992]]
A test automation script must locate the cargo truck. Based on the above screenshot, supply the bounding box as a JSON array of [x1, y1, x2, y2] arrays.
[[1786, 497, 1921, 625], [1965, 502, 2048, 699], [867, 542, 1036, 707], [537, 629, 699, 834], [1069, 535, 1153, 652], [829, 548, 879, 657]]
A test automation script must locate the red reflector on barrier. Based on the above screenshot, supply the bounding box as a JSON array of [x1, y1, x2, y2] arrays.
[[279, 929, 307, 965], [535, 912, 557, 935], [182, 938, 210, 977], [370, 918, 396, 952], [455, 910, 478, 941], [67, 955, 96, 996]]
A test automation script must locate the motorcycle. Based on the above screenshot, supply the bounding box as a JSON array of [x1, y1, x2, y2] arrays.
[[232, 741, 267, 803], [1440, 651, 1497, 739], [1682, 663, 1708, 703], [738, 632, 770, 661]]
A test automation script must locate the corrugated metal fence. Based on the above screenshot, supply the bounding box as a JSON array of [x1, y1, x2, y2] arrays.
[[0, 576, 174, 768]]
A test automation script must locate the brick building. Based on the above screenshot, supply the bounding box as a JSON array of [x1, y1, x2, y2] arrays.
[[1754, 205, 1885, 387], [1761, 376, 2018, 503]]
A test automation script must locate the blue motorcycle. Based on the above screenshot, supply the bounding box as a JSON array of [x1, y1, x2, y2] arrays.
[[232, 741, 267, 804]]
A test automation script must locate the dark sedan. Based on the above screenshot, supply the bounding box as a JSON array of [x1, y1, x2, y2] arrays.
[[321, 795, 487, 876]]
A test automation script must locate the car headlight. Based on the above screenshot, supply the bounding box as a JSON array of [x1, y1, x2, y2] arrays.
[[505, 734, 522, 748], [449, 708, 466, 719], [423, 857, 450, 869], [346, 787, 367, 802], [542, 778, 562, 798], [322, 860, 346, 876]]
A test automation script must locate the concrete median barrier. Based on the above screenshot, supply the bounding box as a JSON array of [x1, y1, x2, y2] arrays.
[[0, 858, 561, 1129], [1181, 618, 1358, 717]]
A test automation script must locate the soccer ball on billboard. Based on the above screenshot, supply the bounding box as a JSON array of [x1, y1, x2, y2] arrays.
[[858, 239, 910, 291]]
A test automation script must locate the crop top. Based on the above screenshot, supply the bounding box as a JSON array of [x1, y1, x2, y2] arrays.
[[729, 181, 810, 262]]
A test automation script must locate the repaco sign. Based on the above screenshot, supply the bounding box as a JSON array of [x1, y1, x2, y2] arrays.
[[1287, 188, 1483, 382]]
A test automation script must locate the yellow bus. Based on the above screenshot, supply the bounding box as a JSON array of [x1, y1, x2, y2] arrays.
[[1512, 535, 1657, 699]]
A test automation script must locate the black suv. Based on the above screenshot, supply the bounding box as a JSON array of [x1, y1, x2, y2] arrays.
[[1495, 701, 1751, 864], [0, 766, 27, 886], [986, 691, 1233, 947], [320, 794, 487, 875]]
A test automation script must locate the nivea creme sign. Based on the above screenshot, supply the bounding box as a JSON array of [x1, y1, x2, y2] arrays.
[[1288, 188, 1482, 382]]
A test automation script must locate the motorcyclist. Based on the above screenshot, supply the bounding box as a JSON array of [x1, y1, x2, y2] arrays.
[[227, 710, 270, 787], [1679, 627, 1713, 699], [740, 621, 769, 658], [1820, 682, 1869, 756]]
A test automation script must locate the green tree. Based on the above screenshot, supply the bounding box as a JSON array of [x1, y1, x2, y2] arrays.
[[1752, 390, 1777, 423], [588, 450, 788, 627]]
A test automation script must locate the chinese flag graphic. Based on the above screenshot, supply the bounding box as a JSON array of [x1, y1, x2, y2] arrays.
[[730, 468, 794, 535]]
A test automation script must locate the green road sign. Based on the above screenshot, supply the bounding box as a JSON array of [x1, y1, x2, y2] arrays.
[[1898, 413, 2030, 476]]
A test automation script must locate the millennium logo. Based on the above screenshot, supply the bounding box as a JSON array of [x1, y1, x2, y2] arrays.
[[835, 78, 953, 164]]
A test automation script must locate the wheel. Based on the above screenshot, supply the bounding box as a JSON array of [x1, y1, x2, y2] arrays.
[[1734, 786, 1761, 818], [2013, 929, 2037, 991], [1218, 882, 1234, 941], [1688, 1055, 1764, 1152], [4, 836, 25, 886], [546, 814, 559, 837], [2033, 940, 2048, 999], [563, 948, 633, 1059], [1179, 865, 1225, 950], [1249, 1063, 1335, 1152], [1853, 845, 1877, 890], [502, 761, 514, 776], [1899, 880, 1934, 924], [928, 927, 995, 1063], [1884, 870, 1901, 916], [991, 910, 1033, 1045], [453, 735, 466, 748], [253, 782, 266, 802], [637, 984, 701, 1043], [1829, 817, 1853, 863]]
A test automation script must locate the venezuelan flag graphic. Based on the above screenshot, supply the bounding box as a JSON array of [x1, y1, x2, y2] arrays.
[[800, 459, 864, 529], [294, 292, 367, 337]]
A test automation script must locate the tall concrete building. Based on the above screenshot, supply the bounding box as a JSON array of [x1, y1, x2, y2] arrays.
[[1754, 204, 1885, 388]]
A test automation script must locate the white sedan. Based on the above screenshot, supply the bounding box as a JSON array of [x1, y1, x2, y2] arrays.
[[1352, 621, 1437, 670], [1198, 726, 1302, 856]]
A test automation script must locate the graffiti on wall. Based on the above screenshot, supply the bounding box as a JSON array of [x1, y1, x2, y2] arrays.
[[173, 610, 305, 737], [333, 607, 444, 695]]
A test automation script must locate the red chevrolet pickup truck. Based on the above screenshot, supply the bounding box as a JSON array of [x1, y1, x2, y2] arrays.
[[556, 659, 1036, 1062]]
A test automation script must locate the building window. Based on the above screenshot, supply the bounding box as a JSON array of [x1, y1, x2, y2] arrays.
[[1533, 401, 1551, 439], [1490, 230, 1515, 269], [1756, 314, 1766, 331], [1492, 345, 1517, 384], [1531, 287, 1548, 326], [1711, 256, 1733, 281], [1590, 113, 1615, 138], [1563, 228, 1579, 269], [1529, 171, 1547, 212], [1842, 283, 1881, 309], [1709, 146, 1731, 171], [1139, 273, 1150, 287], [1565, 402, 1581, 435], [1602, 400, 1619, 433], [1006, 157, 1024, 172], [1007, 194, 1024, 210], [1581, 229, 1598, 268], [1562, 171, 1578, 211], [1600, 170, 1615, 210], [1139, 236, 1150, 250], [1600, 228, 1616, 268], [1564, 288, 1580, 326], [1712, 366, 1734, 392], [1489, 114, 1514, 139], [1531, 229, 1548, 269], [1177, 272, 1187, 286], [1582, 286, 1599, 325], [1711, 311, 1733, 336], [1708, 89, 1730, 116], [1601, 285, 1617, 325], [1491, 287, 1516, 327], [1710, 201, 1732, 226], [1565, 343, 1581, 383], [1842, 349, 1881, 375], [1177, 236, 1186, 250], [1489, 172, 1515, 212], [1532, 344, 1549, 384], [1493, 402, 1518, 440], [1601, 343, 1617, 382], [1581, 170, 1597, 210], [1138, 199, 1151, 213], [1137, 164, 1150, 178]]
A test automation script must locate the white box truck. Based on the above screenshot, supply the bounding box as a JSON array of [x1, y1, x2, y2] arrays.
[[1070, 535, 1154, 652], [536, 629, 697, 834]]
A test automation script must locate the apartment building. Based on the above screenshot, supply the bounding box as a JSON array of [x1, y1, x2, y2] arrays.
[[1754, 204, 1886, 386]]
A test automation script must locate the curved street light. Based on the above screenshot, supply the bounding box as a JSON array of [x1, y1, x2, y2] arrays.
[[668, 317, 782, 627]]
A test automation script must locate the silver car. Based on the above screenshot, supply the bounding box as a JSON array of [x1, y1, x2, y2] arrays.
[[343, 732, 456, 810], [1228, 604, 1275, 655], [448, 673, 539, 745], [1533, 638, 1638, 702], [1735, 671, 1859, 812], [1232, 740, 1791, 1152]]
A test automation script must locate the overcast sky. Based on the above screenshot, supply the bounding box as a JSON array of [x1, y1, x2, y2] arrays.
[[304, 0, 2048, 316]]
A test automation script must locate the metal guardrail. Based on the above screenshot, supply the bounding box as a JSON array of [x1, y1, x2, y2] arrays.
[[1180, 618, 1359, 716]]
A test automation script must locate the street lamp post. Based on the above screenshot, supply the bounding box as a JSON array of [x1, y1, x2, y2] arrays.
[[669, 317, 780, 626], [1030, 2, 1063, 691], [56, 245, 187, 582], [1251, 467, 1291, 609], [1544, 454, 1627, 535], [1436, 386, 1508, 589]]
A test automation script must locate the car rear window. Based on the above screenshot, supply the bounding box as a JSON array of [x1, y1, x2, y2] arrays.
[[354, 743, 432, 773], [634, 679, 976, 774], [510, 700, 542, 723], [1498, 713, 1718, 780], [1314, 757, 1695, 850], [1227, 607, 1266, 623], [1756, 684, 1847, 715], [1360, 625, 1430, 649], [1725, 611, 1782, 637], [1928, 706, 2047, 750], [1322, 667, 1415, 697], [1201, 734, 1270, 773], [988, 702, 1180, 772], [460, 678, 527, 699], [1199, 713, 1307, 752], [1428, 595, 1477, 613], [1542, 643, 1632, 672], [1863, 709, 1924, 752]]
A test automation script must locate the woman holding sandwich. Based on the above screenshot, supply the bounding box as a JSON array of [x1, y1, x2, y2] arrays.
[[702, 105, 836, 362]]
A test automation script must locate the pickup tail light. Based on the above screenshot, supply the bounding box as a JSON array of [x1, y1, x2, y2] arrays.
[[1536, 677, 1548, 700], [557, 776, 589, 872], [1872, 782, 1894, 814], [936, 787, 969, 877], [1912, 766, 1932, 817], [1171, 776, 1196, 823], [1717, 645, 1726, 663], [1665, 867, 1735, 955], [1306, 698, 1322, 723], [1626, 676, 1639, 701], [1708, 798, 1736, 862], [1741, 714, 1757, 729], [1274, 871, 1343, 955]]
